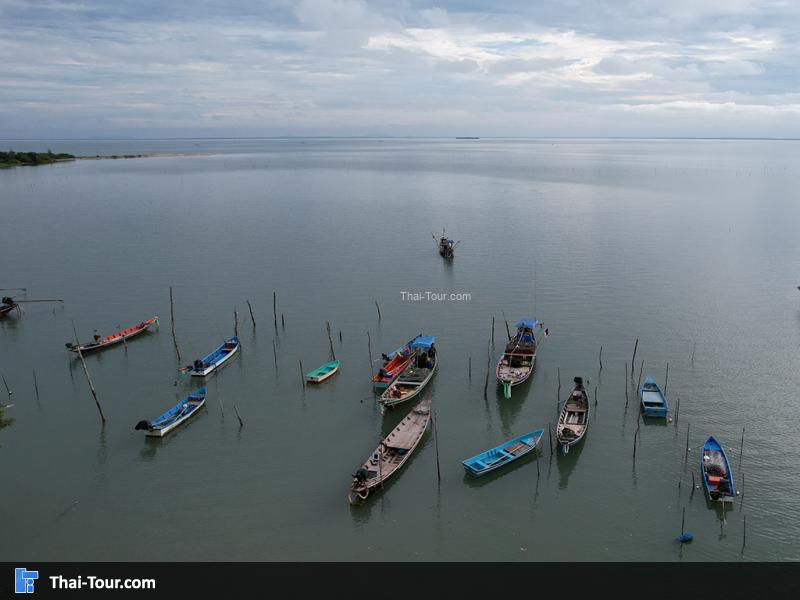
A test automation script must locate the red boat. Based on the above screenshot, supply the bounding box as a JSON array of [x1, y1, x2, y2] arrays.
[[372, 337, 419, 390], [66, 316, 159, 353]]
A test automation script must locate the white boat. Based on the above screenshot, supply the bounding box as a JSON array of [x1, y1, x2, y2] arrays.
[[556, 377, 589, 454], [135, 388, 206, 437], [188, 336, 240, 377]]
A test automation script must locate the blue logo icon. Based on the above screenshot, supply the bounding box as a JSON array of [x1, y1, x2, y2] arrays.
[[15, 568, 39, 594]]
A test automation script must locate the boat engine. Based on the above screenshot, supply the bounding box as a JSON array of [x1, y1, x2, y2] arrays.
[[134, 420, 151, 431], [353, 468, 369, 485], [193, 359, 204, 370]]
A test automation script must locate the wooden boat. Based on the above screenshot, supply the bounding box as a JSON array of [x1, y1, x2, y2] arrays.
[[556, 377, 589, 454], [306, 360, 340, 383], [496, 319, 538, 399], [348, 396, 431, 504], [379, 336, 437, 409], [640, 377, 668, 418], [65, 316, 159, 353], [135, 387, 206, 437], [0, 297, 18, 317], [189, 336, 240, 377], [462, 428, 545, 477], [372, 335, 420, 390], [701, 436, 736, 503], [431, 229, 460, 258]]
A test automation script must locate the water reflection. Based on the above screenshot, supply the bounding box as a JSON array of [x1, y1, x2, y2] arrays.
[[556, 441, 585, 489]]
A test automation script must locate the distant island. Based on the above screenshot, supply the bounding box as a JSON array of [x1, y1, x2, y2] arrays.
[[455, 137, 480, 139], [0, 149, 75, 168]]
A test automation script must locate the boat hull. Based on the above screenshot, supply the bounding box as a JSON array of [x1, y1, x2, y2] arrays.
[[191, 339, 239, 376], [68, 316, 159, 353], [463, 429, 544, 477], [307, 364, 339, 383], [379, 360, 437, 409], [701, 436, 736, 503]]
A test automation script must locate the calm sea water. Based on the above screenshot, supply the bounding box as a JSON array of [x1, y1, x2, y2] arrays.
[[1, 139, 799, 561]]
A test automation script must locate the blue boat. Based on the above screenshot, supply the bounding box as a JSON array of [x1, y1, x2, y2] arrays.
[[640, 377, 668, 418], [701, 436, 736, 503], [462, 428, 545, 476], [496, 319, 538, 399], [135, 387, 206, 437], [188, 336, 240, 377]]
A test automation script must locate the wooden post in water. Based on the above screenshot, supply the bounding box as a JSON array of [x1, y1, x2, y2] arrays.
[[742, 514, 747, 551], [674, 397, 680, 427], [491, 317, 495, 347], [247, 300, 256, 327], [1, 375, 11, 402], [664, 362, 670, 394], [432, 408, 441, 483], [339, 330, 342, 343], [691, 341, 696, 366], [374, 300, 381, 322], [272, 339, 277, 370], [33, 369, 40, 402], [738, 426, 745, 475], [483, 340, 490, 400], [169, 286, 182, 362], [234, 404, 244, 428], [684, 422, 691, 465], [72, 323, 106, 423], [633, 421, 640, 461], [502, 311, 511, 340], [594, 385, 598, 406], [468, 356, 472, 379], [281, 314, 285, 330], [273, 291, 277, 328], [624, 362, 629, 408], [681, 507, 686, 536], [234, 308, 239, 338], [299, 359, 305, 388], [548, 422, 554, 455], [326, 321, 335, 360], [631, 338, 639, 377], [367, 330, 373, 374], [598, 346, 603, 371], [636, 360, 644, 392], [557, 367, 561, 401]]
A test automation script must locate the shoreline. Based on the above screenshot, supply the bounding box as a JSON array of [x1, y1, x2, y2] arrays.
[[1, 152, 213, 168]]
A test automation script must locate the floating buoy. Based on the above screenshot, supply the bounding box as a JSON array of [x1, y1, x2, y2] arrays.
[[677, 533, 694, 543]]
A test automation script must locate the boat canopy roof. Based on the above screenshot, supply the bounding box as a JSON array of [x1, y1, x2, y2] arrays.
[[410, 335, 436, 349], [516, 318, 538, 329]]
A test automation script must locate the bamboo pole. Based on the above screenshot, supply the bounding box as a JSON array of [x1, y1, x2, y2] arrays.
[[33, 369, 40, 402], [247, 300, 256, 327], [631, 338, 639, 377], [684, 422, 690, 465], [339, 330, 342, 343], [326, 321, 335, 360], [299, 359, 305, 388], [594, 385, 598, 406], [738, 426, 745, 475], [675, 397, 680, 427], [742, 514, 747, 550], [72, 323, 106, 423], [432, 408, 441, 483], [367, 330, 373, 374], [234, 404, 244, 428], [234, 308, 239, 338], [691, 341, 696, 366], [169, 286, 181, 362], [502, 311, 511, 340], [557, 367, 561, 401], [273, 291, 277, 328], [598, 346, 603, 371], [1, 375, 11, 400], [624, 362, 629, 408], [272, 339, 277, 370], [483, 340, 490, 400], [491, 317, 495, 347], [375, 300, 381, 322], [548, 422, 554, 455], [468, 356, 472, 379], [281, 314, 285, 330], [636, 360, 644, 392], [681, 507, 686, 536], [664, 362, 670, 394]]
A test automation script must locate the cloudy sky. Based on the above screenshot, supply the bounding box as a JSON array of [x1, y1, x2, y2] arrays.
[[1, 0, 798, 138]]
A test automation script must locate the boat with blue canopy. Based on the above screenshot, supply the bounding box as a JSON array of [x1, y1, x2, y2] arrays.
[[640, 377, 668, 418], [496, 318, 538, 399], [379, 335, 437, 409], [306, 359, 340, 383], [701, 436, 736, 503], [135, 387, 206, 437], [372, 334, 420, 390], [186, 336, 240, 377], [462, 428, 545, 477]]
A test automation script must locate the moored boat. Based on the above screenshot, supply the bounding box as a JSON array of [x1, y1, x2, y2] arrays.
[[135, 387, 206, 437], [187, 336, 240, 377], [372, 335, 420, 390], [462, 428, 545, 477], [348, 396, 432, 504], [701, 436, 736, 503], [556, 377, 589, 454], [640, 377, 669, 418], [65, 316, 159, 353], [379, 336, 437, 409], [0, 297, 18, 317], [496, 319, 538, 398], [432, 229, 460, 258], [306, 360, 340, 383]]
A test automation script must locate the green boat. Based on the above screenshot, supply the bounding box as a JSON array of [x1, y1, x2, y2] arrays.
[[306, 360, 340, 383]]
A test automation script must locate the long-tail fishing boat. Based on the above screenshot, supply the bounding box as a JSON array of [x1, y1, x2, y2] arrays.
[[348, 396, 432, 504], [496, 318, 538, 399], [65, 316, 159, 353], [556, 377, 589, 454], [431, 229, 460, 259], [462, 428, 545, 477], [372, 334, 421, 390], [0, 297, 18, 317], [378, 336, 437, 410], [640, 377, 669, 418], [185, 336, 240, 377], [701, 436, 736, 503], [135, 387, 206, 437]]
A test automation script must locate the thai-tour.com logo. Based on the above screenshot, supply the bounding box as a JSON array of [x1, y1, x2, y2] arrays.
[[13, 567, 156, 593], [15, 568, 38, 594]]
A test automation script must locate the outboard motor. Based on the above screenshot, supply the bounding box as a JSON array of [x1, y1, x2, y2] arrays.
[[574, 376, 584, 388], [1, 297, 12, 305], [193, 359, 204, 370], [65, 342, 74, 349], [353, 468, 369, 484], [134, 420, 151, 431]]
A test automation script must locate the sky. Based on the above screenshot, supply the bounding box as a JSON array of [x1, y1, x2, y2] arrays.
[[0, 0, 798, 138]]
